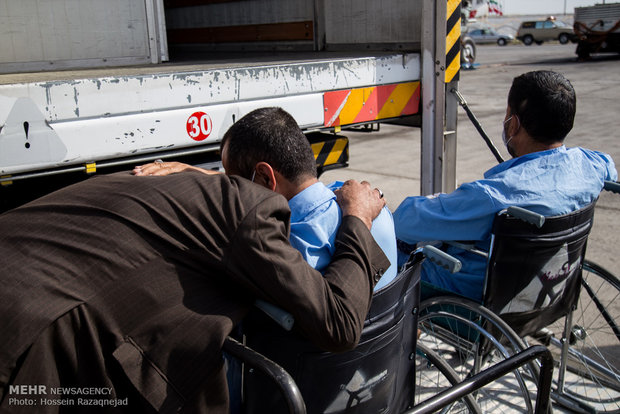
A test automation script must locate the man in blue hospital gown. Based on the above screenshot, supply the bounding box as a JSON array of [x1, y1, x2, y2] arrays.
[[394, 70, 617, 301]]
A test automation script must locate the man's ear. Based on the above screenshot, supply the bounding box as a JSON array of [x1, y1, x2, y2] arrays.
[[510, 114, 521, 136], [255, 162, 277, 191]]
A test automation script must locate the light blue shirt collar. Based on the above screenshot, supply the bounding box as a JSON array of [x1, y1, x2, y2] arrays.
[[288, 182, 336, 223]]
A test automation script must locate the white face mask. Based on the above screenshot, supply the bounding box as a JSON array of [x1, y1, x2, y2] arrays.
[[250, 170, 256, 183]]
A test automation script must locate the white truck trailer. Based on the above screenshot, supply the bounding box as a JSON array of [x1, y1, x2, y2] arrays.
[[0, 0, 464, 212], [574, 2, 620, 59]]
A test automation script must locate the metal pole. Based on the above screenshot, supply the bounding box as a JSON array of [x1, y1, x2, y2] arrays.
[[443, 0, 464, 193], [451, 88, 505, 164], [444, 80, 458, 193], [421, 0, 447, 196]]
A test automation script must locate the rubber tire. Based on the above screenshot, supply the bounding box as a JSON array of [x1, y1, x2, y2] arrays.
[[523, 35, 534, 46], [559, 33, 569, 44], [497, 38, 507, 46], [416, 343, 483, 414], [461, 37, 477, 64], [417, 296, 537, 413], [543, 260, 620, 413]]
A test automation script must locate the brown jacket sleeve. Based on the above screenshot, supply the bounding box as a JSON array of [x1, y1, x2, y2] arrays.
[[223, 193, 389, 352]]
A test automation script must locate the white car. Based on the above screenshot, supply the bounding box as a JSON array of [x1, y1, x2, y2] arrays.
[[466, 27, 514, 46]]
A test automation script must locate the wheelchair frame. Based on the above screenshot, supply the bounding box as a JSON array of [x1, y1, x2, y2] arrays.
[[223, 335, 554, 414], [416, 183, 620, 413]]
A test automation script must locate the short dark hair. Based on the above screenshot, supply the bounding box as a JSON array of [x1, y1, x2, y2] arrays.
[[220, 107, 317, 183], [507, 70, 576, 144]]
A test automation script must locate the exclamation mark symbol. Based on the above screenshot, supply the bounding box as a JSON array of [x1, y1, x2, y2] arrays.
[[24, 121, 30, 148]]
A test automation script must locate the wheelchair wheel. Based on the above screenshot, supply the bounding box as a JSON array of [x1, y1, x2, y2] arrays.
[[541, 260, 620, 413], [415, 342, 482, 413], [417, 296, 539, 413]]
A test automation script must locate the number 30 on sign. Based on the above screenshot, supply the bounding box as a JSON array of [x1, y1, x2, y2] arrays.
[[186, 111, 213, 141]]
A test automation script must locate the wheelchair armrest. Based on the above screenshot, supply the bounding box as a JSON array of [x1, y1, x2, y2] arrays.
[[604, 180, 620, 194], [223, 337, 306, 414], [420, 245, 462, 274], [505, 206, 545, 228], [255, 299, 295, 331]]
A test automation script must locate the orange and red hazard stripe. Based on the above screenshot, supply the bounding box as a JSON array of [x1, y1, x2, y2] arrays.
[[323, 81, 420, 128]]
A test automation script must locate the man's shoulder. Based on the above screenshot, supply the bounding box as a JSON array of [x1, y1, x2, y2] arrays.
[[566, 146, 614, 164], [566, 147, 617, 181], [290, 182, 339, 222]]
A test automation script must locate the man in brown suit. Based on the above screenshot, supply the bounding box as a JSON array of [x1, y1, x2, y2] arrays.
[[0, 166, 388, 413]]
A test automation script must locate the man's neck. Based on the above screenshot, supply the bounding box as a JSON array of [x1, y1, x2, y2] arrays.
[[275, 171, 319, 200], [521, 140, 563, 156], [513, 130, 563, 158], [293, 177, 320, 196]]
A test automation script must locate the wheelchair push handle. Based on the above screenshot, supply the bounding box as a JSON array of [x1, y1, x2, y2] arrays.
[[604, 180, 620, 194], [505, 206, 545, 228], [422, 245, 462, 274]]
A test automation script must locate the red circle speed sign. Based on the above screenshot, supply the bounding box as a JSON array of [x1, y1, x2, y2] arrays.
[[186, 111, 212, 141]]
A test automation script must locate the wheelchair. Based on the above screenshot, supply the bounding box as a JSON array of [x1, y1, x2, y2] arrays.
[[239, 246, 422, 414], [416, 181, 620, 413], [223, 246, 555, 414]]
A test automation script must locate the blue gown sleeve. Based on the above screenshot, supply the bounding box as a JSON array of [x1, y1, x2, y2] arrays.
[[393, 182, 498, 244]]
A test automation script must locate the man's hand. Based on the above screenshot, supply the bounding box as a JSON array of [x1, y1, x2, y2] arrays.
[[334, 180, 386, 230], [133, 161, 221, 176]]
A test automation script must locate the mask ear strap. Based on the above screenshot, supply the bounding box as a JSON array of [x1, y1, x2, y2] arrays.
[[513, 114, 521, 133]]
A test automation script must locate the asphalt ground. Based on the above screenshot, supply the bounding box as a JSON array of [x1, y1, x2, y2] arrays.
[[320, 42, 620, 278]]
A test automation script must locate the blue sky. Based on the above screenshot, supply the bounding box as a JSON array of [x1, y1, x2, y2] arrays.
[[502, 0, 605, 15]]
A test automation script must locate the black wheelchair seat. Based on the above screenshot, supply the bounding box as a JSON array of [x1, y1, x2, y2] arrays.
[[241, 252, 422, 414]]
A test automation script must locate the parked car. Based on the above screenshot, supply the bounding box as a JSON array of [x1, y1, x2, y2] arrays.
[[466, 27, 514, 46], [516, 17, 577, 45]]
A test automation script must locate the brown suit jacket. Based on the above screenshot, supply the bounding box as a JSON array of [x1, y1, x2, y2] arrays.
[[0, 171, 388, 413]]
